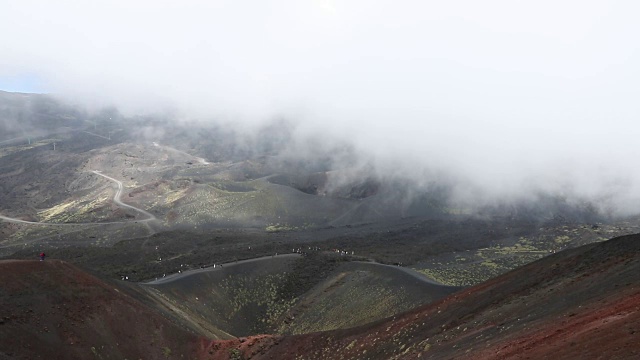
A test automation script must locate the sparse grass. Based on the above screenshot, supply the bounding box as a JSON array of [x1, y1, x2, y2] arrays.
[[410, 223, 633, 286], [220, 272, 290, 323], [265, 223, 310, 232], [161, 346, 172, 358], [37, 189, 113, 223], [229, 348, 243, 360]]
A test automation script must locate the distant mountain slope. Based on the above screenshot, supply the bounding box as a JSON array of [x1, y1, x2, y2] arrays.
[[0, 260, 200, 360], [0, 91, 84, 141], [205, 233, 640, 359]]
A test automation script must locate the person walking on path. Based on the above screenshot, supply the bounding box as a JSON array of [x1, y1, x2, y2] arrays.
[[39, 252, 45, 261]]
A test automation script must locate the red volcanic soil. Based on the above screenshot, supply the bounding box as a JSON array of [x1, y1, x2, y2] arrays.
[[202, 234, 640, 359], [2, 233, 638, 360], [0, 259, 202, 360]]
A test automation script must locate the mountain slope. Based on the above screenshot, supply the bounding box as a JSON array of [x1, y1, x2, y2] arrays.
[[204, 233, 640, 359], [141, 253, 458, 338], [0, 260, 200, 360], [2, 234, 638, 359]]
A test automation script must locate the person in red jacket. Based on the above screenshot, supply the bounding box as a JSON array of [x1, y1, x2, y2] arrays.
[[39, 252, 45, 261]]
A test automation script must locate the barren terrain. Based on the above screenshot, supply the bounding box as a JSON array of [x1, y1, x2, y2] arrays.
[[202, 234, 640, 359], [1, 91, 639, 359]]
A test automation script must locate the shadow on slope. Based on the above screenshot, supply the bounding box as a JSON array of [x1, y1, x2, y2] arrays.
[[140, 254, 303, 339], [206, 233, 640, 360], [140, 253, 457, 339], [275, 261, 459, 335]]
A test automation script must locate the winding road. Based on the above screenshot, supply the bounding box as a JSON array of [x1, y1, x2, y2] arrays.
[[91, 170, 158, 234], [2, 141, 206, 227], [0, 171, 157, 230], [143, 253, 447, 287], [144, 253, 303, 285], [91, 171, 157, 221], [82, 131, 111, 140], [0, 136, 202, 236], [0, 136, 27, 145], [0, 214, 76, 226]]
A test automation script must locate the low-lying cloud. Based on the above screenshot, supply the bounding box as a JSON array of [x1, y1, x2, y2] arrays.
[[2, 1, 640, 215]]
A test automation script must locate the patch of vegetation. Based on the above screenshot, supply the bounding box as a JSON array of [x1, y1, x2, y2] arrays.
[[265, 222, 314, 232], [219, 272, 292, 332], [215, 253, 347, 334], [229, 348, 243, 360], [161, 346, 172, 358], [265, 223, 298, 232], [410, 224, 624, 286], [90, 346, 103, 359], [276, 253, 347, 303]]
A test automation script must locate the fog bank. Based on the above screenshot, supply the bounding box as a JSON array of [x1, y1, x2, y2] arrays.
[[2, 1, 640, 214]]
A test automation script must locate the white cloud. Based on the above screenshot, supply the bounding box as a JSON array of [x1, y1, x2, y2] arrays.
[[2, 0, 640, 211]]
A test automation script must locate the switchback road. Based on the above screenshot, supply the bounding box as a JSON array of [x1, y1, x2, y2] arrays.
[[0, 172, 157, 230]]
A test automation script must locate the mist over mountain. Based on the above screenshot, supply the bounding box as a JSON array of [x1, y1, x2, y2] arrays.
[[0, 90, 621, 226], [2, 5, 640, 358], [3, 2, 639, 219]]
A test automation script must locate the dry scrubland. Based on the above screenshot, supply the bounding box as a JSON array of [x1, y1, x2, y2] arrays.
[[414, 221, 640, 286], [2, 234, 638, 359], [205, 234, 640, 360], [142, 254, 458, 339]]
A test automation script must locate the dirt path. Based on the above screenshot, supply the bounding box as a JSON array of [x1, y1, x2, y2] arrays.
[[143, 254, 447, 287], [0, 136, 25, 144], [140, 285, 236, 339], [352, 261, 451, 286], [143, 253, 303, 285], [82, 130, 111, 140], [92, 171, 157, 221], [92, 170, 158, 234], [0, 172, 157, 233], [0, 214, 78, 226]]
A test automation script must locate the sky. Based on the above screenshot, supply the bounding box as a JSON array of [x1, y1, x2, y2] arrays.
[[0, 73, 47, 93], [2, 0, 640, 211]]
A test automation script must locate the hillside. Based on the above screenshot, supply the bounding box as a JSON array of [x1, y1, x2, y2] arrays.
[[140, 253, 458, 338], [0, 260, 200, 360], [1, 92, 640, 359], [203, 233, 640, 359], [3, 91, 640, 291], [1, 232, 638, 359]]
